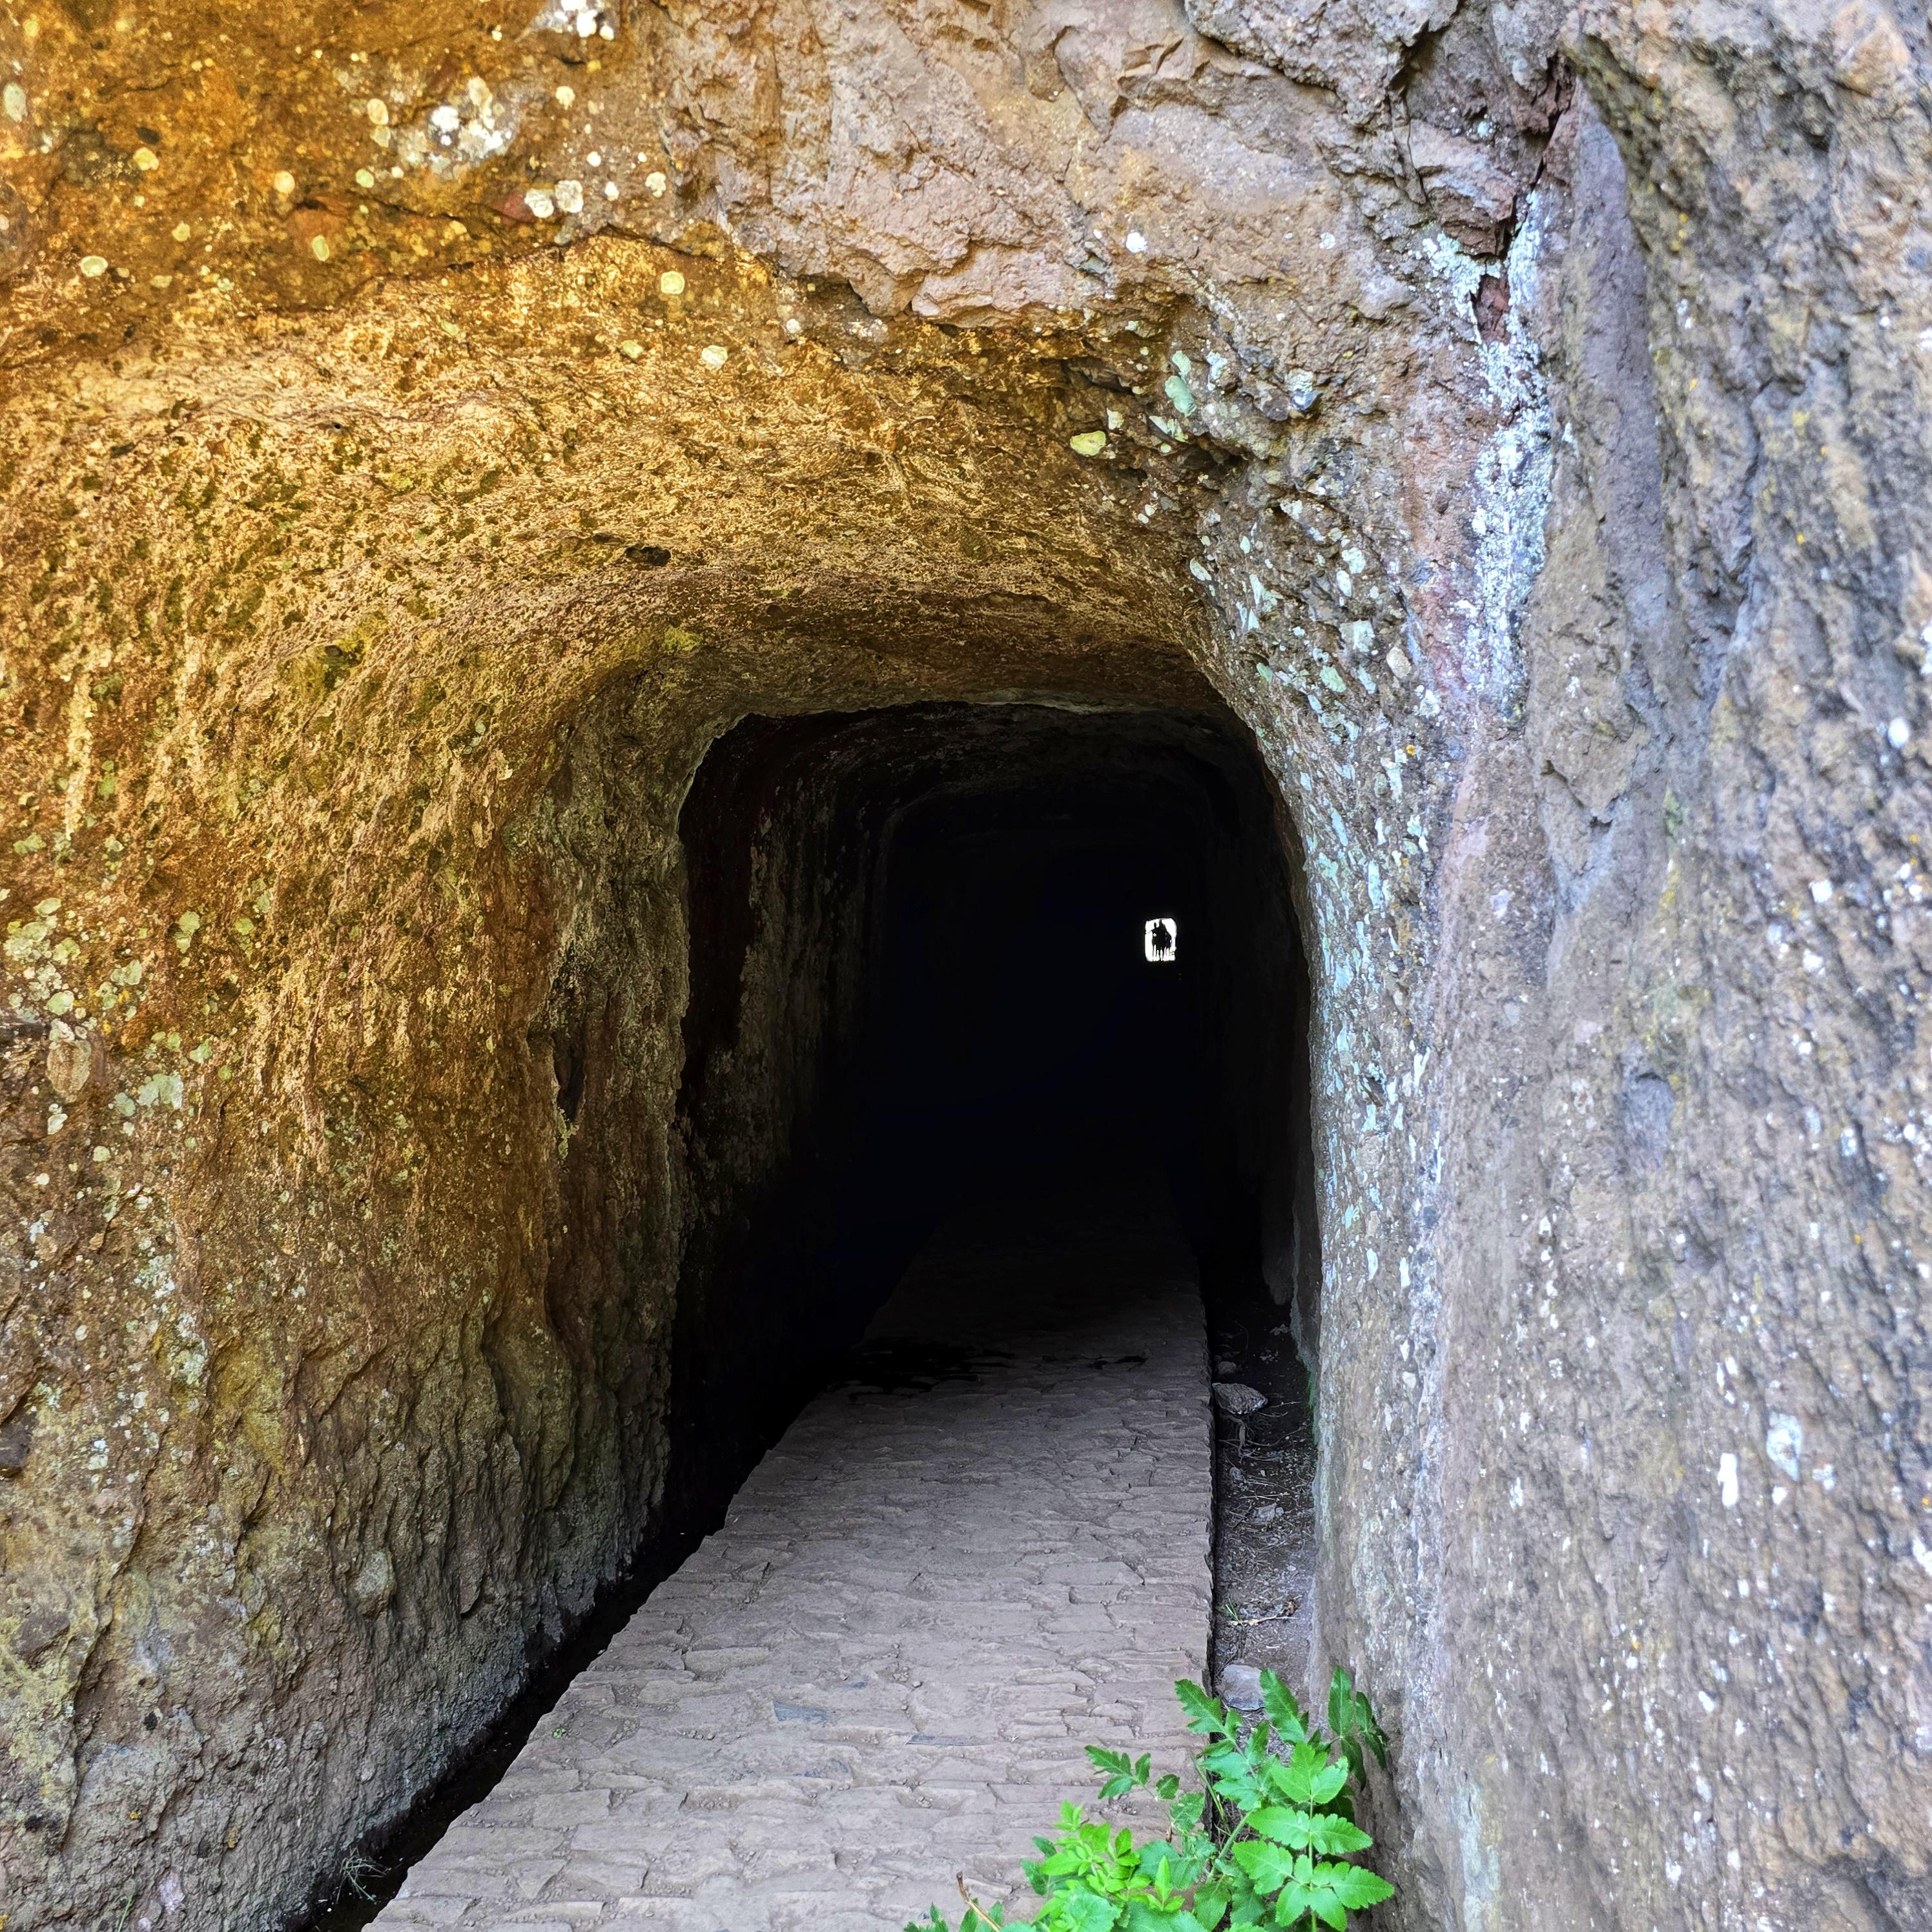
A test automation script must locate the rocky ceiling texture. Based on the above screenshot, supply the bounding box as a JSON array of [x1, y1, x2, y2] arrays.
[[3, 1, 1929, 1929]]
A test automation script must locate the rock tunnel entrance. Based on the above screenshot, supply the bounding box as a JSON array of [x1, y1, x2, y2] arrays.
[[320, 694, 1321, 1927], [7, 14, 1922, 1917]]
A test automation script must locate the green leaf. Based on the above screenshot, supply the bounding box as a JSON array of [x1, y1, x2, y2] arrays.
[[1315, 1864, 1395, 1910], [1228, 1886, 1275, 1932], [1191, 1884, 1230, 1932], [1271, 1879, 1315, 1928], [1202, 1742, 1265, 1811], [1326, 1669, 1388, 1772], [1259, 1672, 1310, 1744], [1227, 1875, 1268, 1927], [1176, 1680, 1233, 1738], [1136, 1842, 1177, 1882], [1304, 1815, 1372, 1856], [1268, 1858, 1395, 1930], [1269, 1742, 1348, 1809], [1324, 1670, 1355, 1740], [1248, 1807, 1320, 1850], [913, 1673, 1392, 1932], [1062, 1890, 1122, 1932], [1229, 1841, 1298, 1897], [1266, 1856, 1328, 1930], [1273, 1875, 1336, 1929]]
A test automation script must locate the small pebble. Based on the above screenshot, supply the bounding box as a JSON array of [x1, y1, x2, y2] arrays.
[[1212, 1381, 1266, 1417], [699, 344, 728, 368], [1218, 1663, 1264, 1711], [659, 269, 685, 296], [273, 170, 296, 194], [1068, 430, 1107, 457], [79, 255, 108, 277], [311, 236, 331, 261]]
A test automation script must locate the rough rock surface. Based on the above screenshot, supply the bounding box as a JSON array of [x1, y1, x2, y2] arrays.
[[3, 1, 1929, 1929]]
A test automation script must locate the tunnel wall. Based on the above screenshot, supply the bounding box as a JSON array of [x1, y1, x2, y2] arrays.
[[666, 711, 931, 1534], [4, 6, 1930, 1931]]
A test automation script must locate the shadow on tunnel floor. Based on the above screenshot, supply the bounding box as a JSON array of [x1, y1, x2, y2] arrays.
[[296, 1149, 1211, 1931]]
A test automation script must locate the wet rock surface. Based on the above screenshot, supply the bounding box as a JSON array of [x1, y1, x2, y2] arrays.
[[1209, 1292, 1318, 1713], [4, 3, 1931, 1930]]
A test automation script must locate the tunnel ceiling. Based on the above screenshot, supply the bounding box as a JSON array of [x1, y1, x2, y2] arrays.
[[692, 701, 1277, 828], [5, 4, 1929, 1931]]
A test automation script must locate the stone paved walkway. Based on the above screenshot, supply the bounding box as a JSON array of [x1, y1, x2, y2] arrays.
[[376, 1180, 1212, 1932]]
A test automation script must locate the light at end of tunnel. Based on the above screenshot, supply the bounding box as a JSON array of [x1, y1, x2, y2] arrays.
[[1144, 916, 1178, 964]]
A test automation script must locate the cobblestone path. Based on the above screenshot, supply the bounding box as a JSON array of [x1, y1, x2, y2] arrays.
[[377, 1184, 1213, 1932]]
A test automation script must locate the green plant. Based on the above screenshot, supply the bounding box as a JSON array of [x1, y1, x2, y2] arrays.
[[912, 1669, 1392, 1932], [339, 1847, 385, 1902]]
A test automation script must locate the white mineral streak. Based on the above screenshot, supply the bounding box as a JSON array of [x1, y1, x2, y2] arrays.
[[1424, 198, 1554, 709]]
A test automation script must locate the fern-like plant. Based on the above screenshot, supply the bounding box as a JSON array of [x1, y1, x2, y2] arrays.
[[912, 1668, 1392, 1932]]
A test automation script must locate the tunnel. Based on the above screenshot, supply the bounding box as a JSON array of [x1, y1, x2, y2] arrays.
[[12, 16, 1914, 1922], [307, 692, 1325, 1927], [661, 701, 1319, 1556]]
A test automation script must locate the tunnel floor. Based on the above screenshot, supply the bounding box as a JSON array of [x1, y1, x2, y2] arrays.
[[374, 1165, 1211, 1932]]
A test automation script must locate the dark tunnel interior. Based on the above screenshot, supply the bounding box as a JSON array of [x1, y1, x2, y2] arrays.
[[664, 700, 1319, 1547], [307, 697, 1321, 1929]]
